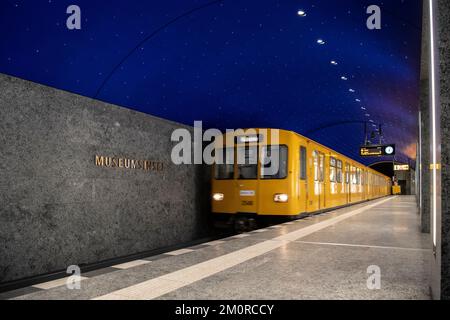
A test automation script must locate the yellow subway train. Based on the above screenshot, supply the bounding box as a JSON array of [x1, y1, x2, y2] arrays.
[[211, 129, 391, 227]]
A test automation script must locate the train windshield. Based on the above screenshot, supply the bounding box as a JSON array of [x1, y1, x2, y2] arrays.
[[215, 145, 288, 180], [261, 145, 288, 179], [214, 148, 234, 180], [237, 146, 258, 180]]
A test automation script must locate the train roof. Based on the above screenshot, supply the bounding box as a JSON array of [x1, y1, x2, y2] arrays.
[[233, 128, 391, 180]]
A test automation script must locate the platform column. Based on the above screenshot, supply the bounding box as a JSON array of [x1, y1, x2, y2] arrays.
[[419, 0, 431, 234], [437, 0, 450, 301], [427, 0, 450, 300], [419, 83, 431, 234]]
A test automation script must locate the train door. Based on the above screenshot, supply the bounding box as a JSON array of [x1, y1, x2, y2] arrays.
[[363, 170, 368, 200], [350, 165, 357, 202], [300, 146, 308, 213], [235, 145, 258, 213], [308, 148, 325, 212], [361, 170, 365, 200], [359, 169, 363, 201], [318, 152, 325, 209], [345, 162, 351, 204], [308, 149, 320, 212]]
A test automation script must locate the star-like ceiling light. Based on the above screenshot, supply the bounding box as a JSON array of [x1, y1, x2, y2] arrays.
[[349, 88, 355, 93], [297, 10, 307, 17], [317, 39, 325, 45], [355, 99, 361, 102], [330, 60, 338, 65], [341, 76, 348, 80]]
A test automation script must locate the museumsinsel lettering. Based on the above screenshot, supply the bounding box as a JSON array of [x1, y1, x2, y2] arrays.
[[95, 155, 164, 172]]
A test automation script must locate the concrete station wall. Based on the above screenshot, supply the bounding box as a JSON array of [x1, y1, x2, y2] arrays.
[[0, 73, 210, 283]]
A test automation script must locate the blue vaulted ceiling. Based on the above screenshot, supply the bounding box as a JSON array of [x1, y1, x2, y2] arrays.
[[0, 0, 422, 165]]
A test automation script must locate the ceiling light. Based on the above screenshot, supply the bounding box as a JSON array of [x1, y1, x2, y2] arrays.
[[341, 76, 348, 80], [317, 39, 325, 45], [355, 99, 361, 102], [349, 88, 355, 93], [429, 0, 439, 248], [331, 60, 338, 65], [297, 10, 307, 17]]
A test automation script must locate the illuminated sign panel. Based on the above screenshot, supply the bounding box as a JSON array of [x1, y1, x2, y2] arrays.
[[236, 134, 263, 144], [394, 164, 410, 171], [359, 144, 396, 157]]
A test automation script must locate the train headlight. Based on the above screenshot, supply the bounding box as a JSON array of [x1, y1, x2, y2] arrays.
[[213, 193, 224, 201], [274, 194, 289, 203]]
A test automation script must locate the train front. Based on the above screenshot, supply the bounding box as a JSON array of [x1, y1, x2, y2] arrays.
[[211, 129, 297, 229]]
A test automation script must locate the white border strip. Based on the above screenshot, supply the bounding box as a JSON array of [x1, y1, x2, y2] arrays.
[[295, 241, 430, 252], [429, 0, 437, 246]]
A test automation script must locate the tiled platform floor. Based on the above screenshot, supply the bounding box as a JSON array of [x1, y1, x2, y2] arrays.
[[0, 196, 431, 300]]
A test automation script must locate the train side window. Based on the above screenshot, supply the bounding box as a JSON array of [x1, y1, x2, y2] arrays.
[[313, 151, 319, 181], [336, 160, 343, 183], [214, 148, 234, 180], [319, 153, 324, 182], [300, 146, 307, 180], [329, 157, 337, 183], [345, 163, 350, 184], [356, 168, 361, 185], [351, 166, 356, 184]]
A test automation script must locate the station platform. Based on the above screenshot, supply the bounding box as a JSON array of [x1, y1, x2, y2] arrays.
[[1, 196, 431, 300]]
